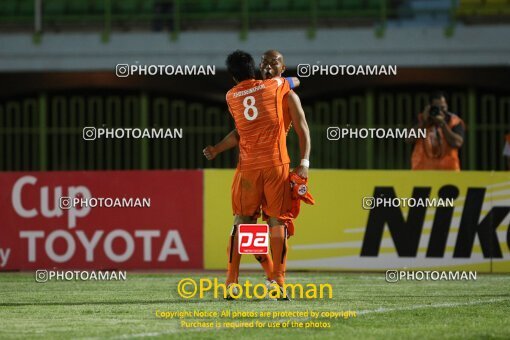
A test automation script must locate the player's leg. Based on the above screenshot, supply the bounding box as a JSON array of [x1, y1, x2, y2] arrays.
[[229, 214, 273, 281], [253, 208, 274, 280], [254, 253, 273, 281], [226, 215, 253, 286], [262, 164, 292, 289], [267, 217, 288, 286], [228, 168, 264, 286]]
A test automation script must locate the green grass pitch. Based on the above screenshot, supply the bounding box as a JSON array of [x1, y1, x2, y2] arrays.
[[1, 272, 509, 339]]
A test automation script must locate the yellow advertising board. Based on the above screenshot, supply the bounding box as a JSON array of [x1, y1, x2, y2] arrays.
[[204, 170, 510, 273]]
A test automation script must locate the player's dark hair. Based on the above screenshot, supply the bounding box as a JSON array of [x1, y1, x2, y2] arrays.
[[226, 50, 256, 82], [430, 91, 446, 103]]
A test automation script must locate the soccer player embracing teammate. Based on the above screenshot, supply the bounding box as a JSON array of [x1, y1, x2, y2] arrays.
[[203, 50, 311, 300]]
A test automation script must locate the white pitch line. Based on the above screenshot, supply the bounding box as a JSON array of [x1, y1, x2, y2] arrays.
[[358, 297, 510, 315], [112, 331, 178, 339], [108, 327, 205, 340]]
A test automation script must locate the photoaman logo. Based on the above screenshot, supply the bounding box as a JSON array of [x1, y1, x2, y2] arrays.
[[177, 278, 333, 300]]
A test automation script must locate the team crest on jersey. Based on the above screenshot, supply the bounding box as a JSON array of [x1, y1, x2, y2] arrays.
[[298, 184, 307, 196]]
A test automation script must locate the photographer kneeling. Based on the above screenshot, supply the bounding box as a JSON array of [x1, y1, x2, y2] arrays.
[[408, 92, 465, 171]]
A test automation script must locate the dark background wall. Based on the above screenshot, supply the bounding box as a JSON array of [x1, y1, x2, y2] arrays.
[[0, 67, 509, 171]]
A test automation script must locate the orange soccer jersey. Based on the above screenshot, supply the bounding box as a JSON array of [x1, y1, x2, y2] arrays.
[[226, 77, 291, 171]]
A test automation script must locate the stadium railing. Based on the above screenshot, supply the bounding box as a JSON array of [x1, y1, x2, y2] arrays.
[[0, 89, 508, 171], [2, 0, 510, 43]]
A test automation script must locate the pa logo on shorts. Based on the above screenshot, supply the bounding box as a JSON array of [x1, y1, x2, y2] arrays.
[[238, 224, 269, 254]]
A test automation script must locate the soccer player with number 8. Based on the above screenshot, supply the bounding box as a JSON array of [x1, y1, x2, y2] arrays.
[[204, 50, 311, 299]]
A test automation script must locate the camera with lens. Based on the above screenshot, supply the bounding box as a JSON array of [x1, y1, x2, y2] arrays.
[[429, 105, 441, 117]]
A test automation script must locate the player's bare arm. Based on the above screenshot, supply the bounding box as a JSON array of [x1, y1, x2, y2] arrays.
[[203, 129, 239, 160], [289, 77, 300, 88], [287, 91, 311, 179]]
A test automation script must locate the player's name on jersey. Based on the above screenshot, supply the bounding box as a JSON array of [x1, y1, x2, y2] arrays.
[[232, 84, 266, 98]]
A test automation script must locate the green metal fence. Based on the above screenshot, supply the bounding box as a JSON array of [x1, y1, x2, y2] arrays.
[[0, 89, 508, 171], [2, 0, 510, 43]]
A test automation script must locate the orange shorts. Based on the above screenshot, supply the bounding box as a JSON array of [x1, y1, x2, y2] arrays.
[[231, 163, 291, 219]]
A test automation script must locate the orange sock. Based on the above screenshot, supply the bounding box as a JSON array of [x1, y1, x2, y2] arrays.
[[226, 225, 241, 285], [254, 254, 273, 280], [270, 225, 287, 286]]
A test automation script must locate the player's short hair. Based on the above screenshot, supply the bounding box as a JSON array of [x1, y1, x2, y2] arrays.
[[430, 91, 446, 103], [226, 50, 256, 82]]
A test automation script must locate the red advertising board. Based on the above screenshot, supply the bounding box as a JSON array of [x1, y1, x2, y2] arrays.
[[0, 171, 203, 270]]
